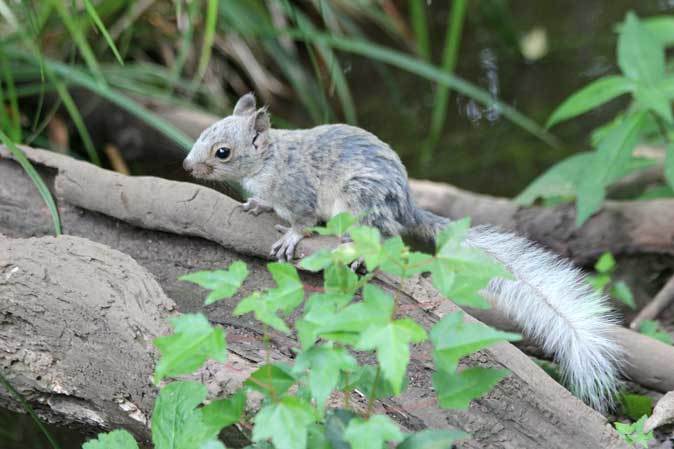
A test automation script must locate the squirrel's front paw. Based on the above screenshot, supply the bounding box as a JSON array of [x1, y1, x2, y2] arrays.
[[270, 227, 304, 261], [242, 198, 272, 216]]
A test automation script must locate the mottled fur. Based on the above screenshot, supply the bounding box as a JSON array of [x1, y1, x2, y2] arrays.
[[184, 93, 622, 411]]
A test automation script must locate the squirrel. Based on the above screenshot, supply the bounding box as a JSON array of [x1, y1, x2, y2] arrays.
[[183, 93, 622, 412]]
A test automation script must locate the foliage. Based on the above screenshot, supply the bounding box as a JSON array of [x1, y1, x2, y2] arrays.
[[638, 320, 674, 345], [82, 214, 520, 448], [587, 252, 635, 309], [613, 415, 654, 448], [0, 0, 556, 236], [518, 11, 674, 225], [618, 392, 654, 422]]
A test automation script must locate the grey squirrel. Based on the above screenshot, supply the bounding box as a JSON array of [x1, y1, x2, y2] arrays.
[[183, 93, 622, 412]]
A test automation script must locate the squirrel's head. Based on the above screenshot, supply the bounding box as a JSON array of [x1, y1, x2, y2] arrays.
[[183, 93, 271, 182]]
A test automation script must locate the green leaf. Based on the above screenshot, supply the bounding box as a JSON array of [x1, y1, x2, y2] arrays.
[[587, 274, 611, 292], [546, 76, 634, 128], [339, 365, 404, 399], [430, 312, 520, 372], [312, 284, 394, 345], [433, 367, 509, 409], [356, 318, 427, 394], [325, 409, 357, 449], [294, 344, 358, 410], [349, 226, 383, 271], [594, 252, 616, 273], [152, 381, 222, 449], [343, 415, 403, 449], [638, 320, 673, 345], [267, 262, 304, 313], [180, 262, 249, 305], [153, 314, 227, 383], [234, 292, 290, 334], [619, 393, 653, 421], [635, 85, 673, 123], [644, 16, 674, 47], [252, 396, 316, 449], [666, 144, 674, 190], [201, 389, 246, 431], [245, 364, 296, 398], [312, 212, 357, 236], [83, 430, 139, 449], [575, 111, 646, 226], [324, 264, 359, 295], [296, 292, 353, 349], [611, 281, 636, 309], [614, 415, 654, 448], [82, 0, 124, 65], [618, 12, 665, 85], [435, 217, 470, 251], [299, 249, 333, 272], [397, 429, 469, 449], [379, 236, 408, 277]]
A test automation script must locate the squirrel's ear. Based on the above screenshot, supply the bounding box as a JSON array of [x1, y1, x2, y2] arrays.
[[233, 93, 256, 116], [252, 107, 270, 133]]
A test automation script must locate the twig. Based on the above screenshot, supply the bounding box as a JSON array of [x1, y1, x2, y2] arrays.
[[630, 273, 674, 329]]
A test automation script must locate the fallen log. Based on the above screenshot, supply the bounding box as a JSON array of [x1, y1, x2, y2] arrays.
[[0, 146, 634, 448]]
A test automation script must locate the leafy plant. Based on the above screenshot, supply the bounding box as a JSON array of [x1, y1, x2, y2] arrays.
[[518, 11, 674, 225], [618, 392, 654, 422], [81, 214, 519, 449], [587, 252, 635, 309], [613, 415, 654, 448], [638, 319, 674, 345]]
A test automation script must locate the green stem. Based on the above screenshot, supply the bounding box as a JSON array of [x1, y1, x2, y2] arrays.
[[365, 365, 381, 418], [420, 0, 468, 165]]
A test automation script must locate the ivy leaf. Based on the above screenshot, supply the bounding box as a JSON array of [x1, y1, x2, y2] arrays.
[[546, 76, 634, 128], [83, 430, 139, 449], [312, 212, 357, 236], [154, 314, 227, 383], [430, 312, 520, 372], [252, 396, 316, 449], [433, 367, 510, 409], [201, 389, 246, 431], [299, 249, 333, 272], [349, 226, 383, 270], [267, 262, 304, 313], [152, 381, 222, 449], [324, 264, 359, 295], [312, 284, 393, 345], [234, 292, 290, 334], [339, 365, 405, 399], [618, 12, 665, 85], [343, 415, 403, 449], [180, 262, 248, 305], [245, 364, 296, 398], [397, 429, 469, 449], [379, 236, 407, 277], [296, 292, 353, 349], [611, 281, 636, 309], [325, 409, 357, 449], [294, 344, 358, 410], [638, 320, 673, 345], [356, 318, 427, 394]]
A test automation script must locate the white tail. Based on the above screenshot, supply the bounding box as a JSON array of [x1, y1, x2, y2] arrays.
[[466, 225, 622, 411]]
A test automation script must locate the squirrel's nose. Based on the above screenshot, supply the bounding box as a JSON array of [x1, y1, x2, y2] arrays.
[[182, 158, 193, 172]]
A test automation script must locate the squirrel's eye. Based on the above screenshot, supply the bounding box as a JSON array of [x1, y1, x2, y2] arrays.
[[215, 147, 232, 160]]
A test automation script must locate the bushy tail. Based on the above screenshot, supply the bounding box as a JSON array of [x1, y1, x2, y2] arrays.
[[412, 208, 622, 411]]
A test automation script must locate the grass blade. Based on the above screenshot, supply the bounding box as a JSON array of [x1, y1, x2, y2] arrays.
[[0, 131, 62, 235], [82, 0, 124, 65], [193, 0, 219, 83], [409, 0, 430, 60], [421, 0, 468, 164], [0, 45, 22, 141]]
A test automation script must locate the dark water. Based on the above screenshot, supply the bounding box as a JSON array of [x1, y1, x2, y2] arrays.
[[350, 0, 674, 196], [4, 2, 674, 448]]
